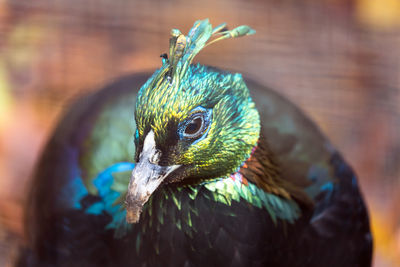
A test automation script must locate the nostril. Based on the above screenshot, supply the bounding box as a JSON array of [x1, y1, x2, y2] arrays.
[[149, 150, 161, 164]]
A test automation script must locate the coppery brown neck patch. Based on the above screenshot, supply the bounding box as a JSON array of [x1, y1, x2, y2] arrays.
[[239, 134, 314, 210]]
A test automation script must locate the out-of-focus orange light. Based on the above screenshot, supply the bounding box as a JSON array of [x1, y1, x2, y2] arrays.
[[357, 0, 400, 29]]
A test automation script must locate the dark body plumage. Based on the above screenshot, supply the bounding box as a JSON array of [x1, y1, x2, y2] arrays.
[[17, 72, 372, 267]]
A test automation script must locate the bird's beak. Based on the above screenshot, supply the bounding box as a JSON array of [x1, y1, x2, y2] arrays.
[[125, 130, 180, 223]]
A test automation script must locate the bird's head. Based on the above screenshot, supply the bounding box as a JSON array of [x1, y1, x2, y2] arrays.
[[126, 19, 259, 223]]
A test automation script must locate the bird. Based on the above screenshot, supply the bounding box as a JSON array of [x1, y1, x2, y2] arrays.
[[17, 19, 372, 267]]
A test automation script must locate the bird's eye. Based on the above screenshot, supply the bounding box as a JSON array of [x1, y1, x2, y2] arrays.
[[184, 116, 204, 137], [178, 106, 212, 142]]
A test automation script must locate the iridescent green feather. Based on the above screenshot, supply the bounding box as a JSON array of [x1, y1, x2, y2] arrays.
[[136, 178, 300, 249], [79, 91, 136, 194], [79, 20, 299, 240]]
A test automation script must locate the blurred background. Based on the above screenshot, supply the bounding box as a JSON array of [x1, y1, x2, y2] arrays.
[[0, 0, 399, 266]]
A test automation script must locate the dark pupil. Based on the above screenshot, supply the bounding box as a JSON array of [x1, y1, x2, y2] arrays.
[[185, 117, 202, 135]]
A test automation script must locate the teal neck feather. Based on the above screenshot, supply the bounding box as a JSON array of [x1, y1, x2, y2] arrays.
[[135, 174, 301, 241], [75, 139, 303, 240], [90, 140, 302, 237]]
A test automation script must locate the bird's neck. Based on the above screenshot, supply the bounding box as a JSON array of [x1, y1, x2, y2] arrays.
[[150, 135, 312, 227], [234, 134, 313, 209]]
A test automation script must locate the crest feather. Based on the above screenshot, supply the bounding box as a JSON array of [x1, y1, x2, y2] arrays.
[[166, 19, 255, 82], [136, 19, 256, 110]]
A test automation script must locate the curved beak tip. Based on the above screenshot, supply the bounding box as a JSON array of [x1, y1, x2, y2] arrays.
[[125, 199, 145, 223], [126, 208, 141, 224]]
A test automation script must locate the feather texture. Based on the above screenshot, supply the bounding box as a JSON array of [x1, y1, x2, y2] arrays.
[[17, 73, 372, 267]]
